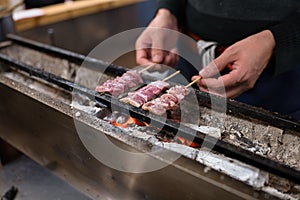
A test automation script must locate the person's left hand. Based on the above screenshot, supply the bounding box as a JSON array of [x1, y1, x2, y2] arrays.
[[192, 30, 275, 98]]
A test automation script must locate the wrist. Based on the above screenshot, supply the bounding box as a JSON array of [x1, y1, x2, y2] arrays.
[[157, 9, 174, 17], [261, 30, 276, 50], [155, 9, 178, 28]]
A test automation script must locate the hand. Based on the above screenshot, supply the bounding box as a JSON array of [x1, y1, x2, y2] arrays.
[[192, 30, 275, 98], [136, 9, 179, 67]]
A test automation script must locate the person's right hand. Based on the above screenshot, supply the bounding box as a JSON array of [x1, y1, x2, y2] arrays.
[[136, 9, 179, 67]]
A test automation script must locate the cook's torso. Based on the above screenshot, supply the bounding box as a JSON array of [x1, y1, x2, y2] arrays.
[[186, 0, 300, 44]]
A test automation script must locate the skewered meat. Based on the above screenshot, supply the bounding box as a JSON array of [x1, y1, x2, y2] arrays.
[[167, 86, 190, 101], [142, 86, 190, 115], [120, 81, 170, 107], [95, 70, 143, 97]]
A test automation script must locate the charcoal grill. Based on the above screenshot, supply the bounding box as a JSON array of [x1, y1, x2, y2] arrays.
[[0, 34, 299, 200]]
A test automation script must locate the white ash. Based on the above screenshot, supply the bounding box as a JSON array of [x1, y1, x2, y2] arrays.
[[4, 72, 70, 103], [116, 115, 127, 124], [70, 101, 101, 116], [262, 186, 298, 200], [199, 106, 300, 170], [1, 44, 78, 81], [183, 123, 222, 139], [157, 142, 199, 160], [103, 122, 269, 189], [75, 112, 81, 117], [103, 111, 118, 122], [196, 150, 268, 188]]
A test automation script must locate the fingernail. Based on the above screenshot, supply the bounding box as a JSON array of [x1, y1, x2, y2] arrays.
[[191, 76, 197, 81], [199, 70, 204, 77], [153, 54, 162, 63]]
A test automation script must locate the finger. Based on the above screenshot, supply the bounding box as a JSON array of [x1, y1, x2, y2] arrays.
[[199, 49, 236, 78], [151, 49, 165, 63], [198, 86, 209, 93], [151, 35, 166, 63], [136, 49, 151, 65], [198, 85, 226, 97], [163, 52, 178, 67], [199, 61, 221, 78], [168, 48, 179, 66], [199, 73, 246, 99], [224, 87, 242, 98], [198, 77, 224, 89], [199, 71, 239, 90], [191, 75, 200, 81], [163, 54, 173, 67], [201, 85, 241, 99]]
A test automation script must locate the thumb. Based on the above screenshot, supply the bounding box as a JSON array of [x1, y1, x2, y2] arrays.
[[151, 49, 164, 63], [199, 49, 234, 78]]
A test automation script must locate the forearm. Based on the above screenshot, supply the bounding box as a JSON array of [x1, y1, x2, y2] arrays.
[[156, 0, 186, 27], [151, 9, 178, 29]]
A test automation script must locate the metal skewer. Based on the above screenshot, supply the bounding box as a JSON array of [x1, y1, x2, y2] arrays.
[[185, 76, 202, 88]]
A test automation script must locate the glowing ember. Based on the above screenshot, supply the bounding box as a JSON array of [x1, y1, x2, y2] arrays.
[[176, 136, 200, 148], [112, 117, 149, 128], [106, 112, 199, 148]]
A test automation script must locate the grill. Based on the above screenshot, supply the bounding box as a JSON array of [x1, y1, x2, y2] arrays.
[[0, 34, 299, 199]]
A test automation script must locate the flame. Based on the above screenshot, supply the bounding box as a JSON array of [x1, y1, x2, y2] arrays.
[[109, 115, 199, 148], [176, 136, 200, 148], [112, 117, 149, 128]]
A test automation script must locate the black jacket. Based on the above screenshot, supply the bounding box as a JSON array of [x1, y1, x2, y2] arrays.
[[157, 0, 300, 75]]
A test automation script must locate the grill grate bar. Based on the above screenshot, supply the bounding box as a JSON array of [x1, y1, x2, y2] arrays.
[[194, 91, 300, 133], [6, 34, 127, 76]]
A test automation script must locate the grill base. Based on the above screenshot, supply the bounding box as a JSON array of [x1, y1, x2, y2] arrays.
[[0, 72, 277, 200]]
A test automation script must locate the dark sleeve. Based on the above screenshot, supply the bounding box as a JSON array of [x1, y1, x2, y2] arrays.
[[156, 0, 186, 26], [268, 9, 300, 75]]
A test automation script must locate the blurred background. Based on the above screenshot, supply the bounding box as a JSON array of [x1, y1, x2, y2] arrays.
[[1, 0, 157, 67]]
